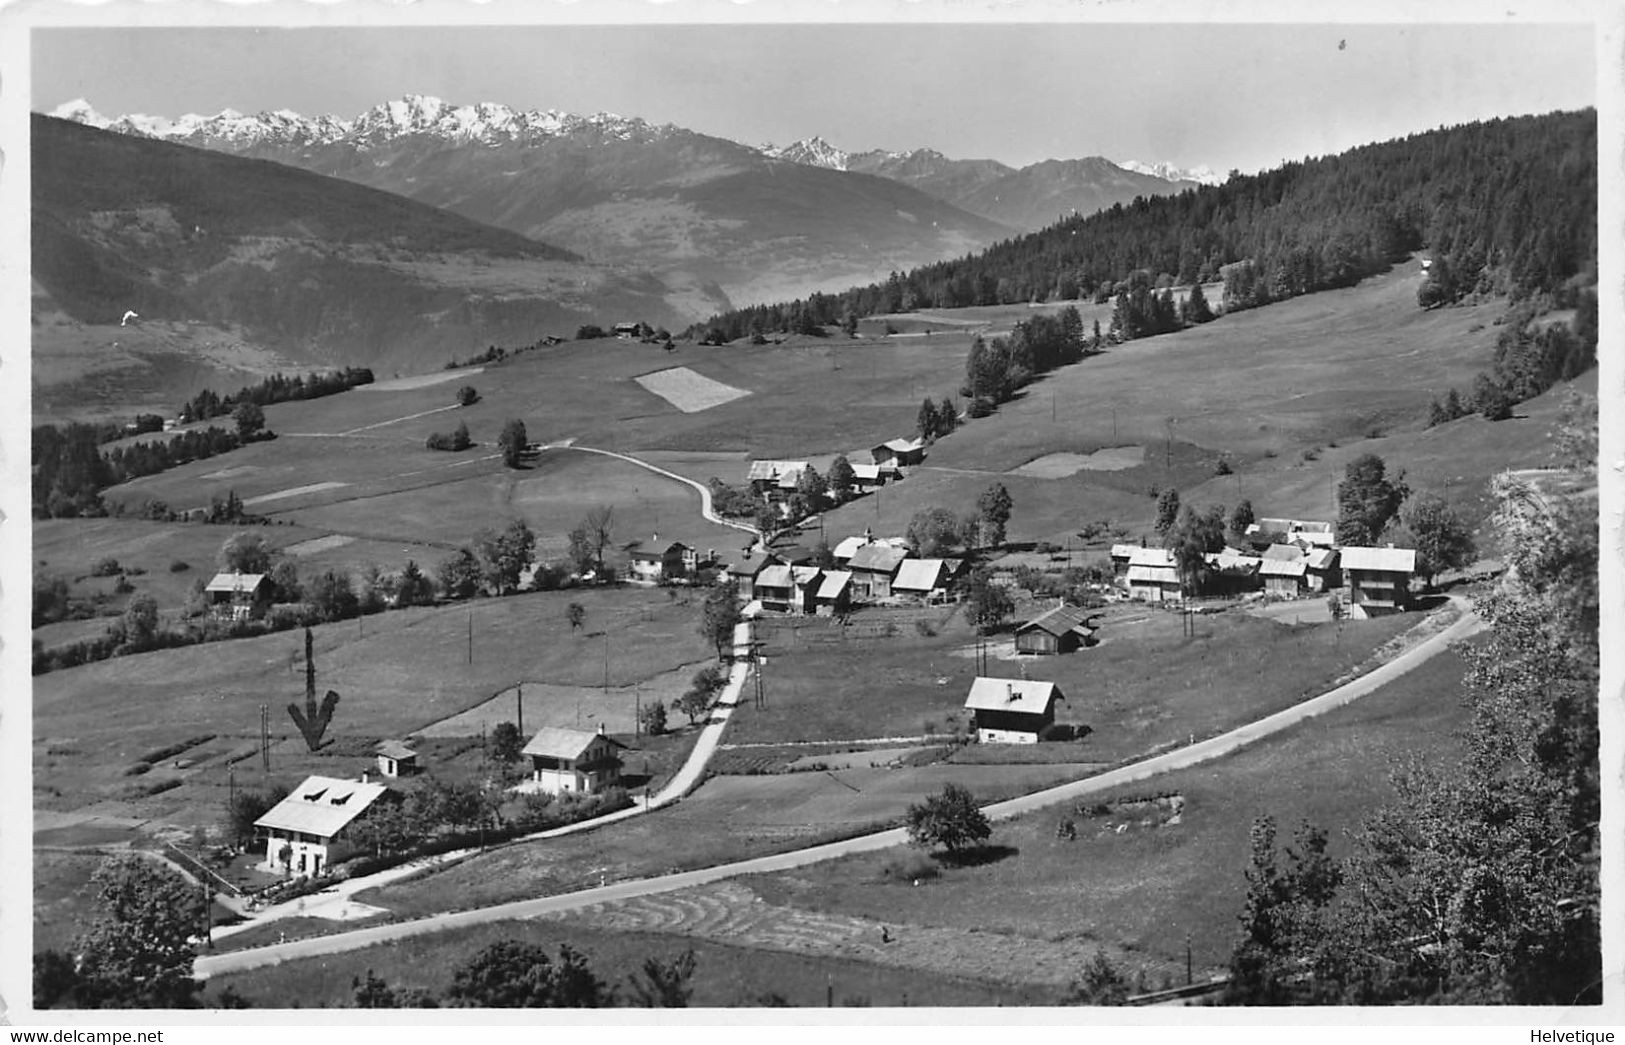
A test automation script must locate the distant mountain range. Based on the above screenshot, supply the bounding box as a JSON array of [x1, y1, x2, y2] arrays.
[[53, 96, 1215, 305], [31, 114, 726, 416]]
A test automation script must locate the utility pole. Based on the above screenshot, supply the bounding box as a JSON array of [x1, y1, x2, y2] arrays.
[[228, 766, 237, 849], [467, 611, 473, 666], [516, 685, 524, 737], [259, 704, 270, 772]]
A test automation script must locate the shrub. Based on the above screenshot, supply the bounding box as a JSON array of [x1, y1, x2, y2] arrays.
[[913, 620, 937, 637], [113, 576, 135, 594], [1214, 458, 1233, 476], [880, 850, 940, 883], [455, 385, 479, 407], [168, 560, 191, 573], [90, 557, 122, 577]]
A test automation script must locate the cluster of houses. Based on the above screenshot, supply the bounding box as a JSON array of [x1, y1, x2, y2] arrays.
[[1108, 516, 1419, 616], [254, 723, 628, 879], [747, 437, 927, 508], [724, 528, 966, 616]]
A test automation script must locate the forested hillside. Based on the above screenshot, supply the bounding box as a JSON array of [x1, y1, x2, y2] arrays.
[[691, 110, 1596, 339]]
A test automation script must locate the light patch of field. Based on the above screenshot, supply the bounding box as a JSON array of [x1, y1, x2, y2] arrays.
[[200, 465, 259, 481], [417, 659, 711, 738], [242, 481, 349, 505], [282, 534, 355, 557], [634, 366, 751, 413], [785, 747, 922, 771], [1009, 445, 1147, 478], [358, 368, 484, 392]]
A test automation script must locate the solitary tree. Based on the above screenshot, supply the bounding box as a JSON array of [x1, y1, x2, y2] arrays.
[[639, 700, 669, 736], [1398, 492, 1477, 588], [676, 665, 725, 725], [975, 483, 1014, 548], [498, 420, 528, 468], [826, 455, 857, 503], [1335, 453, 1409, 546], [489, 721, 523, 763], [1155, 488, 1182, 537], [698, 583, 741, 659], [218, 531, 274, 574], [908, 506, 963, 556], [476, 519, 536, 595], [121, 593, 161, 651], [567, 602, 587, 632], [905, 783, 992, 854], [233, 401, 266, 442], [581, 506, 615, 574], [70, 855, 207, 1008], [456, 385, 480, 407]]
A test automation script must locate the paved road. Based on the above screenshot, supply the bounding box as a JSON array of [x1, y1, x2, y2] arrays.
[[547, 443, 761, 542], [209, 619, 755, 940], [195, 598, 1478, 978]]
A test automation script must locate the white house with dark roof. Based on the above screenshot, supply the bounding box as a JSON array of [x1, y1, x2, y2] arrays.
[[522, 725, 626, 795], [1340, 546, 1416, 615], [255, 774, 392, 877], [870, 438, 926, 468], [964, 677, 1066, 743]]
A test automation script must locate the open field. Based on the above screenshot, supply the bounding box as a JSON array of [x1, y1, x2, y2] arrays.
[[33, 587, 715, 830], [737, 598, 1419, 760], [634, 365, 751, 413], [740, 641, 1476, 980], [204, 913, 1053, 1008]]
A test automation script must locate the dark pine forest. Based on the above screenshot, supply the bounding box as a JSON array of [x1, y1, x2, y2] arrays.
[[689, 109, 1596, 339]]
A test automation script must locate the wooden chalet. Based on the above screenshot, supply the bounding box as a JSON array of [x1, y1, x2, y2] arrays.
[[205, 572, 273, 621], [964, 677, 1066, 744], [1340, 546, 1416, 616], [846, 543, 910, 601], [892, 558, 950, 602], [522, 725, 626, 795], [1259, 544, 1309, 596], [1014, 604, 1096, 655], [1125, 547, 1181, 602], [1202, 548, 1263, 596], [870, 437, 926, 468], [747, 460, 808, 497], [629, 540, 695, 582]]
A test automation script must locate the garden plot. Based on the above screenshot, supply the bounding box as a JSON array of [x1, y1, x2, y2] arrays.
[[282, 534, 355, 557], [1008, 445, 1146, 478], [242, 481, 349, 506], [634, 367, 751, 413]]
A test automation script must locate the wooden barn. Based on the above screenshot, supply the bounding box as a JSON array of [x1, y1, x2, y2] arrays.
[[1259, 544, 1309, 596], [205, 572, 274, 621], [1125, 547, 1181, 602], [1014, 604, 1096, 655], [964, 677, 1066, 744], [847, 543, 909, 601]]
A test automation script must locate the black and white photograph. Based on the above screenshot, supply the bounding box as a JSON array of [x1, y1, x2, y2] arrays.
[[4, 0, 1618, 1029]]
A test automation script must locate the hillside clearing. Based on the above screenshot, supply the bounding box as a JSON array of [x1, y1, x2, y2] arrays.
[[634, 366, 751, 413]]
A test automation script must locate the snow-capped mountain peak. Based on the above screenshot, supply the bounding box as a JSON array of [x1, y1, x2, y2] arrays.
[[761, 136, 851, 170], [1117, 159, 1226, 186], [50, 98, 108, 127]]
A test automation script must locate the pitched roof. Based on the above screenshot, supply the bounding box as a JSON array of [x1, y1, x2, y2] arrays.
[[893, 558, 947, 591], [816, 570, 853, 599], [757, 564, 794, 588], [729, 556, 775, 579], [1261, 543, 1307, 562], [254, 775, 390, 839], [1259, 558, 1308, 577], [1339, 546, 1416, 573], [791, 565, 823, 586], [832, 536, 869, 559], [1304, 548, 1340, 570], [964, 676, 1065, 715], [1109, 544, 1141, 560], [1127, 546, 1176, 568], [1017, 604, 1095, 637], [876, 437, 925, 454], [747, 460, 807, 482], [1205, 550, 1262, 573], [375, 740, 417, 760], [522, 727, 625, 761], [847, 544, 908, 573], [777, 469, 806, 490], [849, 463, 884, 481], [205, 572, 268, 593], [1126, 565, 1180, 584]]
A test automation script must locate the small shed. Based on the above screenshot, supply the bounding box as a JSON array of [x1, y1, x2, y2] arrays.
[[375, 740, 419, 778], [964, 677, 1066, 744], [1015, 604, 1097, 655], [205, 572, 273, 621], [892, 558, 949, 601], [522, 725, 626, 795], [1303, 547, 1341, 593], [814, 570, 853, 616]]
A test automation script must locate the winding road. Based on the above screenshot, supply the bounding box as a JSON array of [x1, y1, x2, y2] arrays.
[[194, 597, 1480, 979]]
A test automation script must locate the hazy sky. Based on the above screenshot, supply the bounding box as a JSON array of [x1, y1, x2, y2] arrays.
[[32, 21, 1597, 173]]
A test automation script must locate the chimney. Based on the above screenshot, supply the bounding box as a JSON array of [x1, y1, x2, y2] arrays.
[[598, 722, 606, 736], [1007, 683, 1016, 703], [359, 769, 369, 784]]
